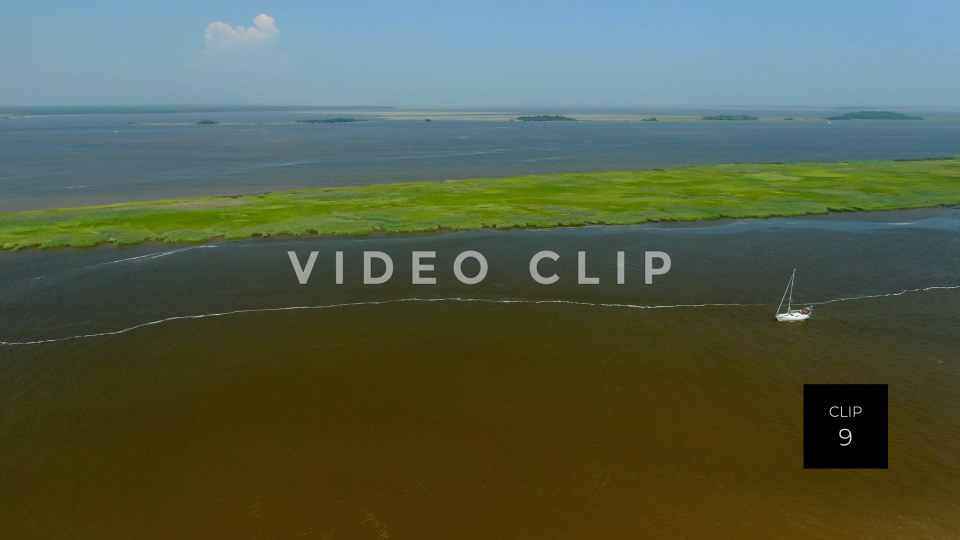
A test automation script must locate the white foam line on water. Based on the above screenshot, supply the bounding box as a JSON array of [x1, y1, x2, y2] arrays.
[[808, 285, 960, 305], [4, 285, 959, 346], [29, 245, 218, 281], [0, 298, 754, 346], [103, 244, 218, 265]]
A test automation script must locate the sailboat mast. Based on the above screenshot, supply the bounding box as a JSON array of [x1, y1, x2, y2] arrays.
[[776, 269, 795, 315], [787, 268, 795, 311]]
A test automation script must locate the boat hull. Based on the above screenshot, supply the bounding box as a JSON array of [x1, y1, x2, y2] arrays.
[[776, 311, 810, 322]]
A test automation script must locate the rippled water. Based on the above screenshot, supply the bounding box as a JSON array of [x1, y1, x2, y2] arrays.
[[2, 209, 958, 537], [3, 111, 960, 211]]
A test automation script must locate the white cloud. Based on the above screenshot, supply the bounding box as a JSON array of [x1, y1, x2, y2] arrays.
[[203, 13, 279, 55]]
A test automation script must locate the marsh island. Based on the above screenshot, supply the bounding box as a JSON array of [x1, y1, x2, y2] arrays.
[[2, 158, 959, 250]]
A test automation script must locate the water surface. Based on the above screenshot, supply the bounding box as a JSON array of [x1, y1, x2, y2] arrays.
[[3, 111, 960, 211], [1, 210, 958, 538]]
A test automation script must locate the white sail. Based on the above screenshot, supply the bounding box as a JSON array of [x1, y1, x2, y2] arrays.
[[775, 269, 811, 322]]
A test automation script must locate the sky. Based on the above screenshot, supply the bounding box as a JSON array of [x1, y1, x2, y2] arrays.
[[2, 0, 959, 107]]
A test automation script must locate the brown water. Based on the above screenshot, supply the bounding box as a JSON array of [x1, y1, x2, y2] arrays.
[[1, 210, 959, 538]]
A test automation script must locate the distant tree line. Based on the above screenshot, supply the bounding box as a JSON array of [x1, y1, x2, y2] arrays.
[[826, 111, 923, 120]]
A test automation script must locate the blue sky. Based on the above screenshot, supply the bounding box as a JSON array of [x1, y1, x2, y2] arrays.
[[2, 0, 959, 106]]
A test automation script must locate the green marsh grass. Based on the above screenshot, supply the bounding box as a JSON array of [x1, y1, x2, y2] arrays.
[[2, 158, 959, 250]]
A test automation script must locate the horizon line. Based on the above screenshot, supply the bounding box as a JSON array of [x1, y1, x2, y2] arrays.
[[3, 103, 960, 111]]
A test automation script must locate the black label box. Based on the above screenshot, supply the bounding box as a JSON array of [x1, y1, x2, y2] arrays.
[[803, 384, 888, 469]]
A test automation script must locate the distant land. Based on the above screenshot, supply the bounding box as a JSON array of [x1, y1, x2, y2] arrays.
[[703, 115, 759, 121], [0, 105, 395, 116], [5, 106, 959, 123], [826, 111, 923, 120], [297, 118, 368, 124], [2, 157, 958, 250], [517, 115, 577, 121], [130, 119, 373, 127]]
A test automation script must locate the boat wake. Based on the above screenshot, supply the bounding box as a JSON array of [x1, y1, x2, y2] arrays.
[[3, 284, 959, 346], [808, 285, 960, 305], [0, 298, 754, 346]]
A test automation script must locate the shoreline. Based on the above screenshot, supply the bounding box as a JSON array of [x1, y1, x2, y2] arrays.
[[641, 204, 960, 228], [2, 158, 959, 251], [2, 205, 957, 258]]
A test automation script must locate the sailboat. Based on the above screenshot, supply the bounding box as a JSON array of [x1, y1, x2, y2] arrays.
[[775, 269, 812, 322]]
